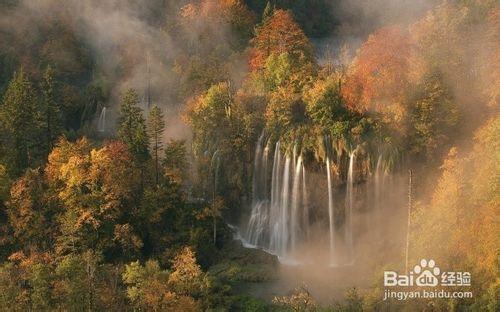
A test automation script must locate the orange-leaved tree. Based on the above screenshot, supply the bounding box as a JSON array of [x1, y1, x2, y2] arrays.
[[249, 9, 313, 71], [343, 26, 411, 128]]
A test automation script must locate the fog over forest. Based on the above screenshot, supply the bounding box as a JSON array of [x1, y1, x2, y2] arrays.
[[0, 0, 498, 311]]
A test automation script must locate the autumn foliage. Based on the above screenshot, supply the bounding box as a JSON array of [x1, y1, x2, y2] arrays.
[[249, 9, 313, 71], [343, 26, 411, 126], [0, 0, 498, 310]]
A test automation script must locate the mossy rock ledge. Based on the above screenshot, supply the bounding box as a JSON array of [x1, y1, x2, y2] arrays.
[[209, 239, 279, 283]]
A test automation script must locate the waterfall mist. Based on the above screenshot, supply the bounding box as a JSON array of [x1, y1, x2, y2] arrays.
[[239, 134, 410, 300]]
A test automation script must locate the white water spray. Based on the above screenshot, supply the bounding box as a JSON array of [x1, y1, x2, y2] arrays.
[[301, 164, 309, 241], [345, 151, 355, 263], [291, 155, 303, 253], [98, 107, 107, 132], [246, 134, 269, 246], [374, 154, 385, 211], [245, 139, 310, 261], [326, 157, 335, 264], [278, 156, 291, 256]]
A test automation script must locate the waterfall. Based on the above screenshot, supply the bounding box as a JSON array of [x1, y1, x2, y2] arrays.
[[301, 164, 309, 241], [278, 156, 291, 256], [98, 107, 107, 132], [270, 141, 281, 217], [241, 133, 395, 265], [263, 144, 269, 198], [291, 155, 303, 253], [251, 133, 265, 205], [245, 138, 310, 261], [374, 154, 384, 211], [269, 141, 282, 252], [345, 151, 355, 262], [326, 157, 335, 264], [246, 134, 269, 246]]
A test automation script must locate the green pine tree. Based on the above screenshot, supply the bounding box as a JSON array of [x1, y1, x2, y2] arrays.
[[118, 89, 150, 184], [0, 68, 40, 175], [40, 65, 63, 155], [147, 105, 166, 186], [118, 89, 149, 159]]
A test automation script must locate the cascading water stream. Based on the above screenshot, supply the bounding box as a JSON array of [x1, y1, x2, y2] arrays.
[[269, 142, 282, 253], [291, 155, 303, 253], [251, 133, 265, 205], [372, 154, 386, 239], [278, 156, 291, 256], [374, 154, 383, 211], [244, 138, 311, 261], [246, 134, 269, 246], [301, 164, 309, 241], [345, 151, 355, 263], [262, 144, 269, 198], [98, 107, 107, 132], [326, 157, 335, 264]]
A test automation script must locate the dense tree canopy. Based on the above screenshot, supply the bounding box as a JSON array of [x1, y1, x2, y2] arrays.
[[0, 0, 497, 310]]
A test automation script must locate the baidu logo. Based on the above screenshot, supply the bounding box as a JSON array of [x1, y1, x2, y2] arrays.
[[414, 259, 440, 286], [384, 259, 471, 287], [383, 259, 473, 300]]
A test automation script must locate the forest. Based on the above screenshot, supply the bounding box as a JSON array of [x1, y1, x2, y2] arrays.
[[0, 0, 498, 311]]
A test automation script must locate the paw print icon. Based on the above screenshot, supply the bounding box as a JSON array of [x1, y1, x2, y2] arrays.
[[414, 259, 440, 287]]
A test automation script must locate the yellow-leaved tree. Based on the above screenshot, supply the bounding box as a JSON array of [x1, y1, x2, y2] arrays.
[[411, 116, 499, 309]]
